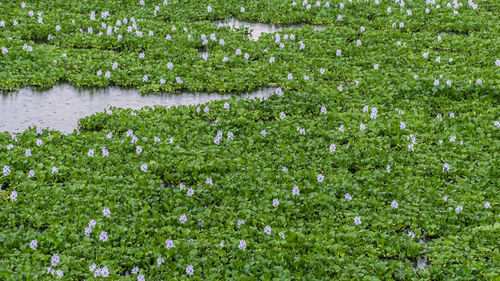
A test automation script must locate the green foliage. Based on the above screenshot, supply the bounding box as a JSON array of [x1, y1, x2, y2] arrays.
[[0, 0, 499, 280]]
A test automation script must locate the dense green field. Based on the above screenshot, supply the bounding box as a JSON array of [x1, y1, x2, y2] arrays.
[[1, 0, 499, 280]]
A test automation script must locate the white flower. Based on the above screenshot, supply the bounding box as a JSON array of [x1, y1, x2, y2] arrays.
[[338, 125, 344, 132], [386, 165, 391, 173], [443, 196, 448, 202], [207, 5, 212, 12]]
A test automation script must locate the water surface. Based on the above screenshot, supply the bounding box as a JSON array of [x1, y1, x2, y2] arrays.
[[216, 17, 324, 40], [1, 85, 276, 133]]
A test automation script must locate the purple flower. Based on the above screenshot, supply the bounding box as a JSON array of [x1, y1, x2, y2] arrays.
[[131, 266, 139, 274], [157, 257, 164, 265], [238, 240, 247, 251], [88, 149, 94, 157], [3, 165, 11, 176], [88, 219, 96, 228], [103, 207, 111, 218], [186, 264, 194, 275], [206, 177, 213, 185], [261, 129, 267, 137], [179, 214, 187, 224], [400, 122, 406, 129], [138, 274, 145, 281], [443, 163, 450, 172], [30, 240, 37, 250], [272, 198, 279, 207], [391, 200, 399, 209], [354, 216, 362, 225], [187, 188, 194, 196], [99, 231, 108, 242], [89, 263, 96, 272], [292, 185, 300, 195], [52, 166, 59, 174], [455, 205, 463, 214], [100, 266, 109, 277], [141, 164, 148, 172], [136, 146, 142, 154], [344, 193, 352, 201], [264, 225, 271, 235], [56, 270, 63, 278], [279, 232, 285, 239], [237, 219, 245, 227], [317, 173, 324, 182], [84, 227, 92, 236], [165, 239, 175, 249], [360, 123, 366, 131], [484, 202, 491, 209], [10, 190, 18, 201], [51, 254, 60, 267]]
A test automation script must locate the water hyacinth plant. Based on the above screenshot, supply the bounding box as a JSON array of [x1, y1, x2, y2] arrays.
[[0, 0, 499, 280]]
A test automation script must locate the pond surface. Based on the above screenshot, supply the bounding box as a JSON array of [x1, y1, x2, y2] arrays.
[[0, 85, 276, 133], [216, 17, 324, 40]]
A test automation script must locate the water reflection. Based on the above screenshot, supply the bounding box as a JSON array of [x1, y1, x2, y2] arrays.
[[216, 17, 324, 40], [0, 85, 276, 133]]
